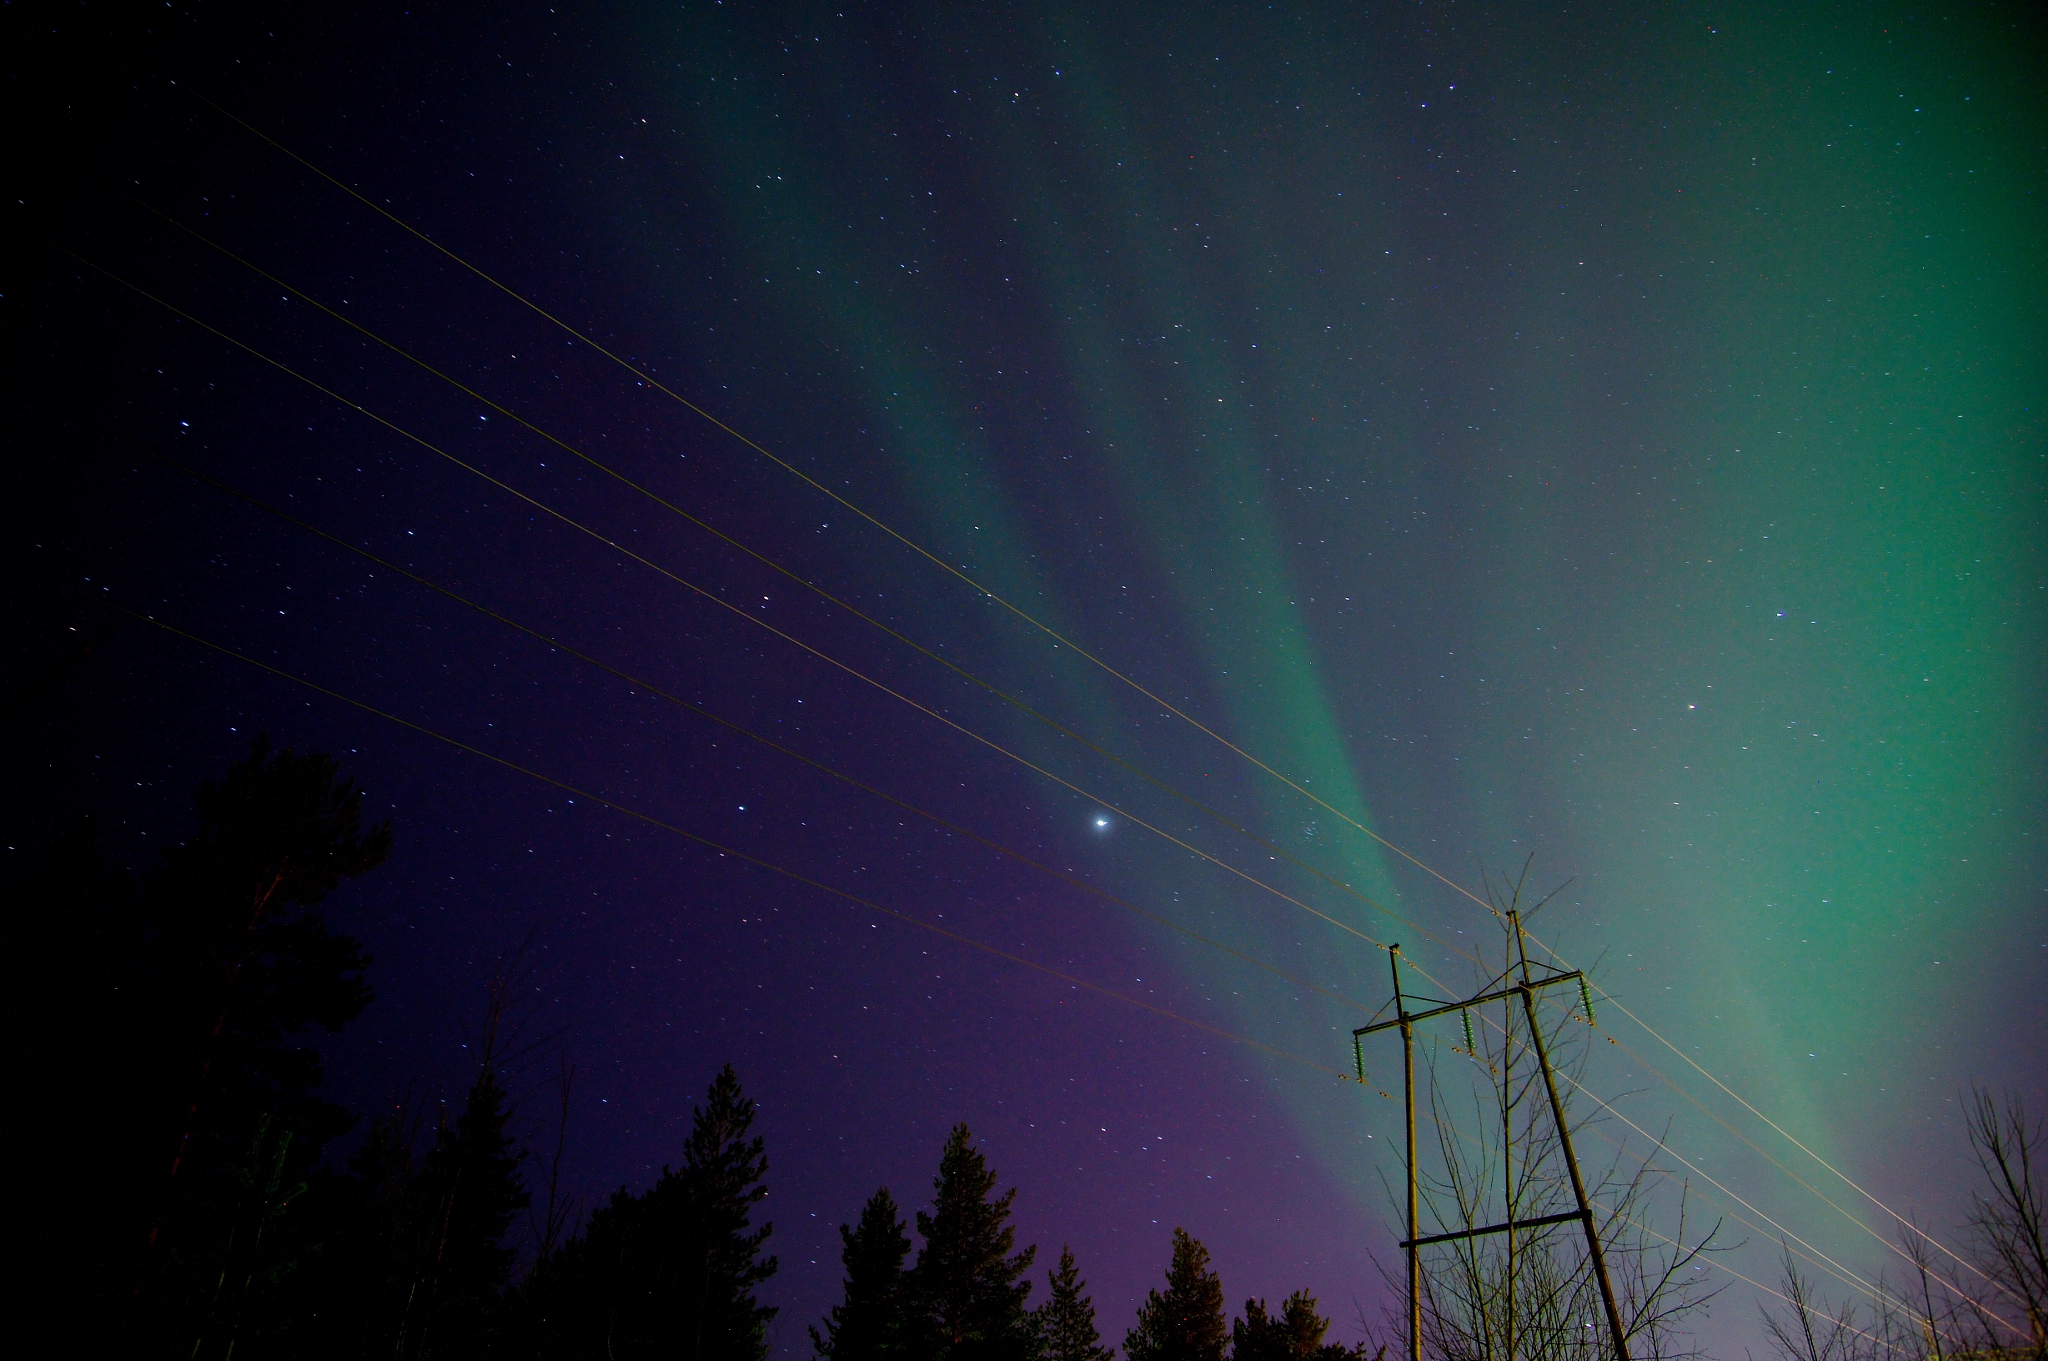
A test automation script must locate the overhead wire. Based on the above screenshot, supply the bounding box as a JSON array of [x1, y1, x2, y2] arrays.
[[1517, 939, 2025, 1316], [122, 196, 1474, 969], [89, 422, 1382, 1024], [1563, 1060, 1940, 1326], [72, 252, 1425, 975], [1571, 1064, 2020, 1340], [192, 90, 1507, 922], [1570, 995, 2015, 1328], [1397, 971, 2008, 1341], [1411, 1031, 1894, 1351], [1431, 903, 1953, 1315], [1442, 881, 2009, 1312], [104, 482, 1996, 1347], [136, 96, 2009, 1316], [97, 599, 1365, 1087], [155, 132, 1919, 1284], [1590, 1163, 1898, 1352], [1633, 1221, 1891, 1353], [88, 210, 1986, 1341], [189, 108, 1963, 1268], [84, 232, 1975, 1329], [1527, 984, 2025, 1335], [82, 260, 1989, 1357], [1402, 953, 2023, 1338], [1591, 1127, 1965, 1339]]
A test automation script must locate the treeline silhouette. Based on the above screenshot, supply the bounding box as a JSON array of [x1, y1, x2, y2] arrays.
[[55, 739, 2044, 1361], [53, 739, 1375, 1361]]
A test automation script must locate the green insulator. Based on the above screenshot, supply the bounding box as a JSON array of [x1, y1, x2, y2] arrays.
[[1354, 1036, 1366, 1082], [1579, 977, 1596, 1025], [1462, 1009, 1476, 1054]]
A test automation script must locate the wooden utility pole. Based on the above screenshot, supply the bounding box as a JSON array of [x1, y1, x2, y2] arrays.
[[1390, 946, 1422, 1361], [1357, 927, 1630, 1361], [1510, 910, 1631, 1361], [1502, 980, 1516, 1361]]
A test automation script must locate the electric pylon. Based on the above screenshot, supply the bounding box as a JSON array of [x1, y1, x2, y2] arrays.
[[1355, 909, 1630, 1361]]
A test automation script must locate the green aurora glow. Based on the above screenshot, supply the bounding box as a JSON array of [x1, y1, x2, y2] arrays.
[[610, 0, 2040, 1324]]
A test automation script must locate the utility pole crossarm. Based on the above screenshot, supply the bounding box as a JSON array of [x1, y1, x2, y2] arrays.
[[1358, 920, 1630, 1361], [1353, 970, 1584, 1038]]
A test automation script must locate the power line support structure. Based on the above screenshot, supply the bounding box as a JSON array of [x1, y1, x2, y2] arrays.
[[1357, 911, 1631, 1361]]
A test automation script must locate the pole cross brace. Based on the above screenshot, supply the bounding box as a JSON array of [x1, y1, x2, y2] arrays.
[[1355, 970, 1584, 1039], [1366, 915, 1631, 1361], [1400, 1208, 1589, 1249]]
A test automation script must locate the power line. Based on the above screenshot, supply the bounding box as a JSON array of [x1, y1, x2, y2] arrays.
[[74, 252, 1456, 973], [82, 241, 1998, 1344], [99, 597, 1364, 1088], [1523, 946, 2022, 1317], [89, 421, 1382, 1024], [123, 97, 2014, 1316], [1396, 959, 2017, 1342], [121, 196, 1472, 969], [193, 90, 1508, 926], [1475, 979, 2023, 1338], [1378, 937, 2022, 1342], [96, 386, 1998, 1342], [1583, 1006, 2016, 1328], [191, 112, 1973, 1277], [1362, 947, 1896, 1353]]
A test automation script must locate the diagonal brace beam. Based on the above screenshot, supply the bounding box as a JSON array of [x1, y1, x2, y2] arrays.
[[1401, 1208, 1589, 1250]]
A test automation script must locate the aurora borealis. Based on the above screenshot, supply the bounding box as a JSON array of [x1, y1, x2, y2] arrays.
[[17, 2, 2043, 1356]]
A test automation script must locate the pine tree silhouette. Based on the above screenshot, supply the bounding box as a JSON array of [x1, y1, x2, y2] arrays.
[[306, 1097, 428, 1358], [814, 1188, 913, 1361], [1034, 1246, 1114, 1361], [519, 1064, 776, 1361], [909, 1124, 1039, 1361], [1124, 1229, 1226, 1361], [1232, 1291, 1356, 1361], [150, 735, 389, 1195], [400, 1069, 531, 1359], [55, 737, 389, 1351]]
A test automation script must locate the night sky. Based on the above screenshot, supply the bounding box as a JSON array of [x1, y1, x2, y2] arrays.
[[14, 2, 2044, 1357]]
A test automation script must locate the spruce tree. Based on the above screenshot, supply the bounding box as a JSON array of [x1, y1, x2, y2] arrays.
[[524, 1065, 776, 1361], [302, 1101, 426, 1358], [1124, 1229, 1226, 1361], [404, 1069, 531, 1358], [1232, 1291, 1349, 1361], [676, 1064, 779, 1361], [909, 1124, 1039, 1361], [814, 1188, 913, 1361], [1034, 1246, 1113, 1361]]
